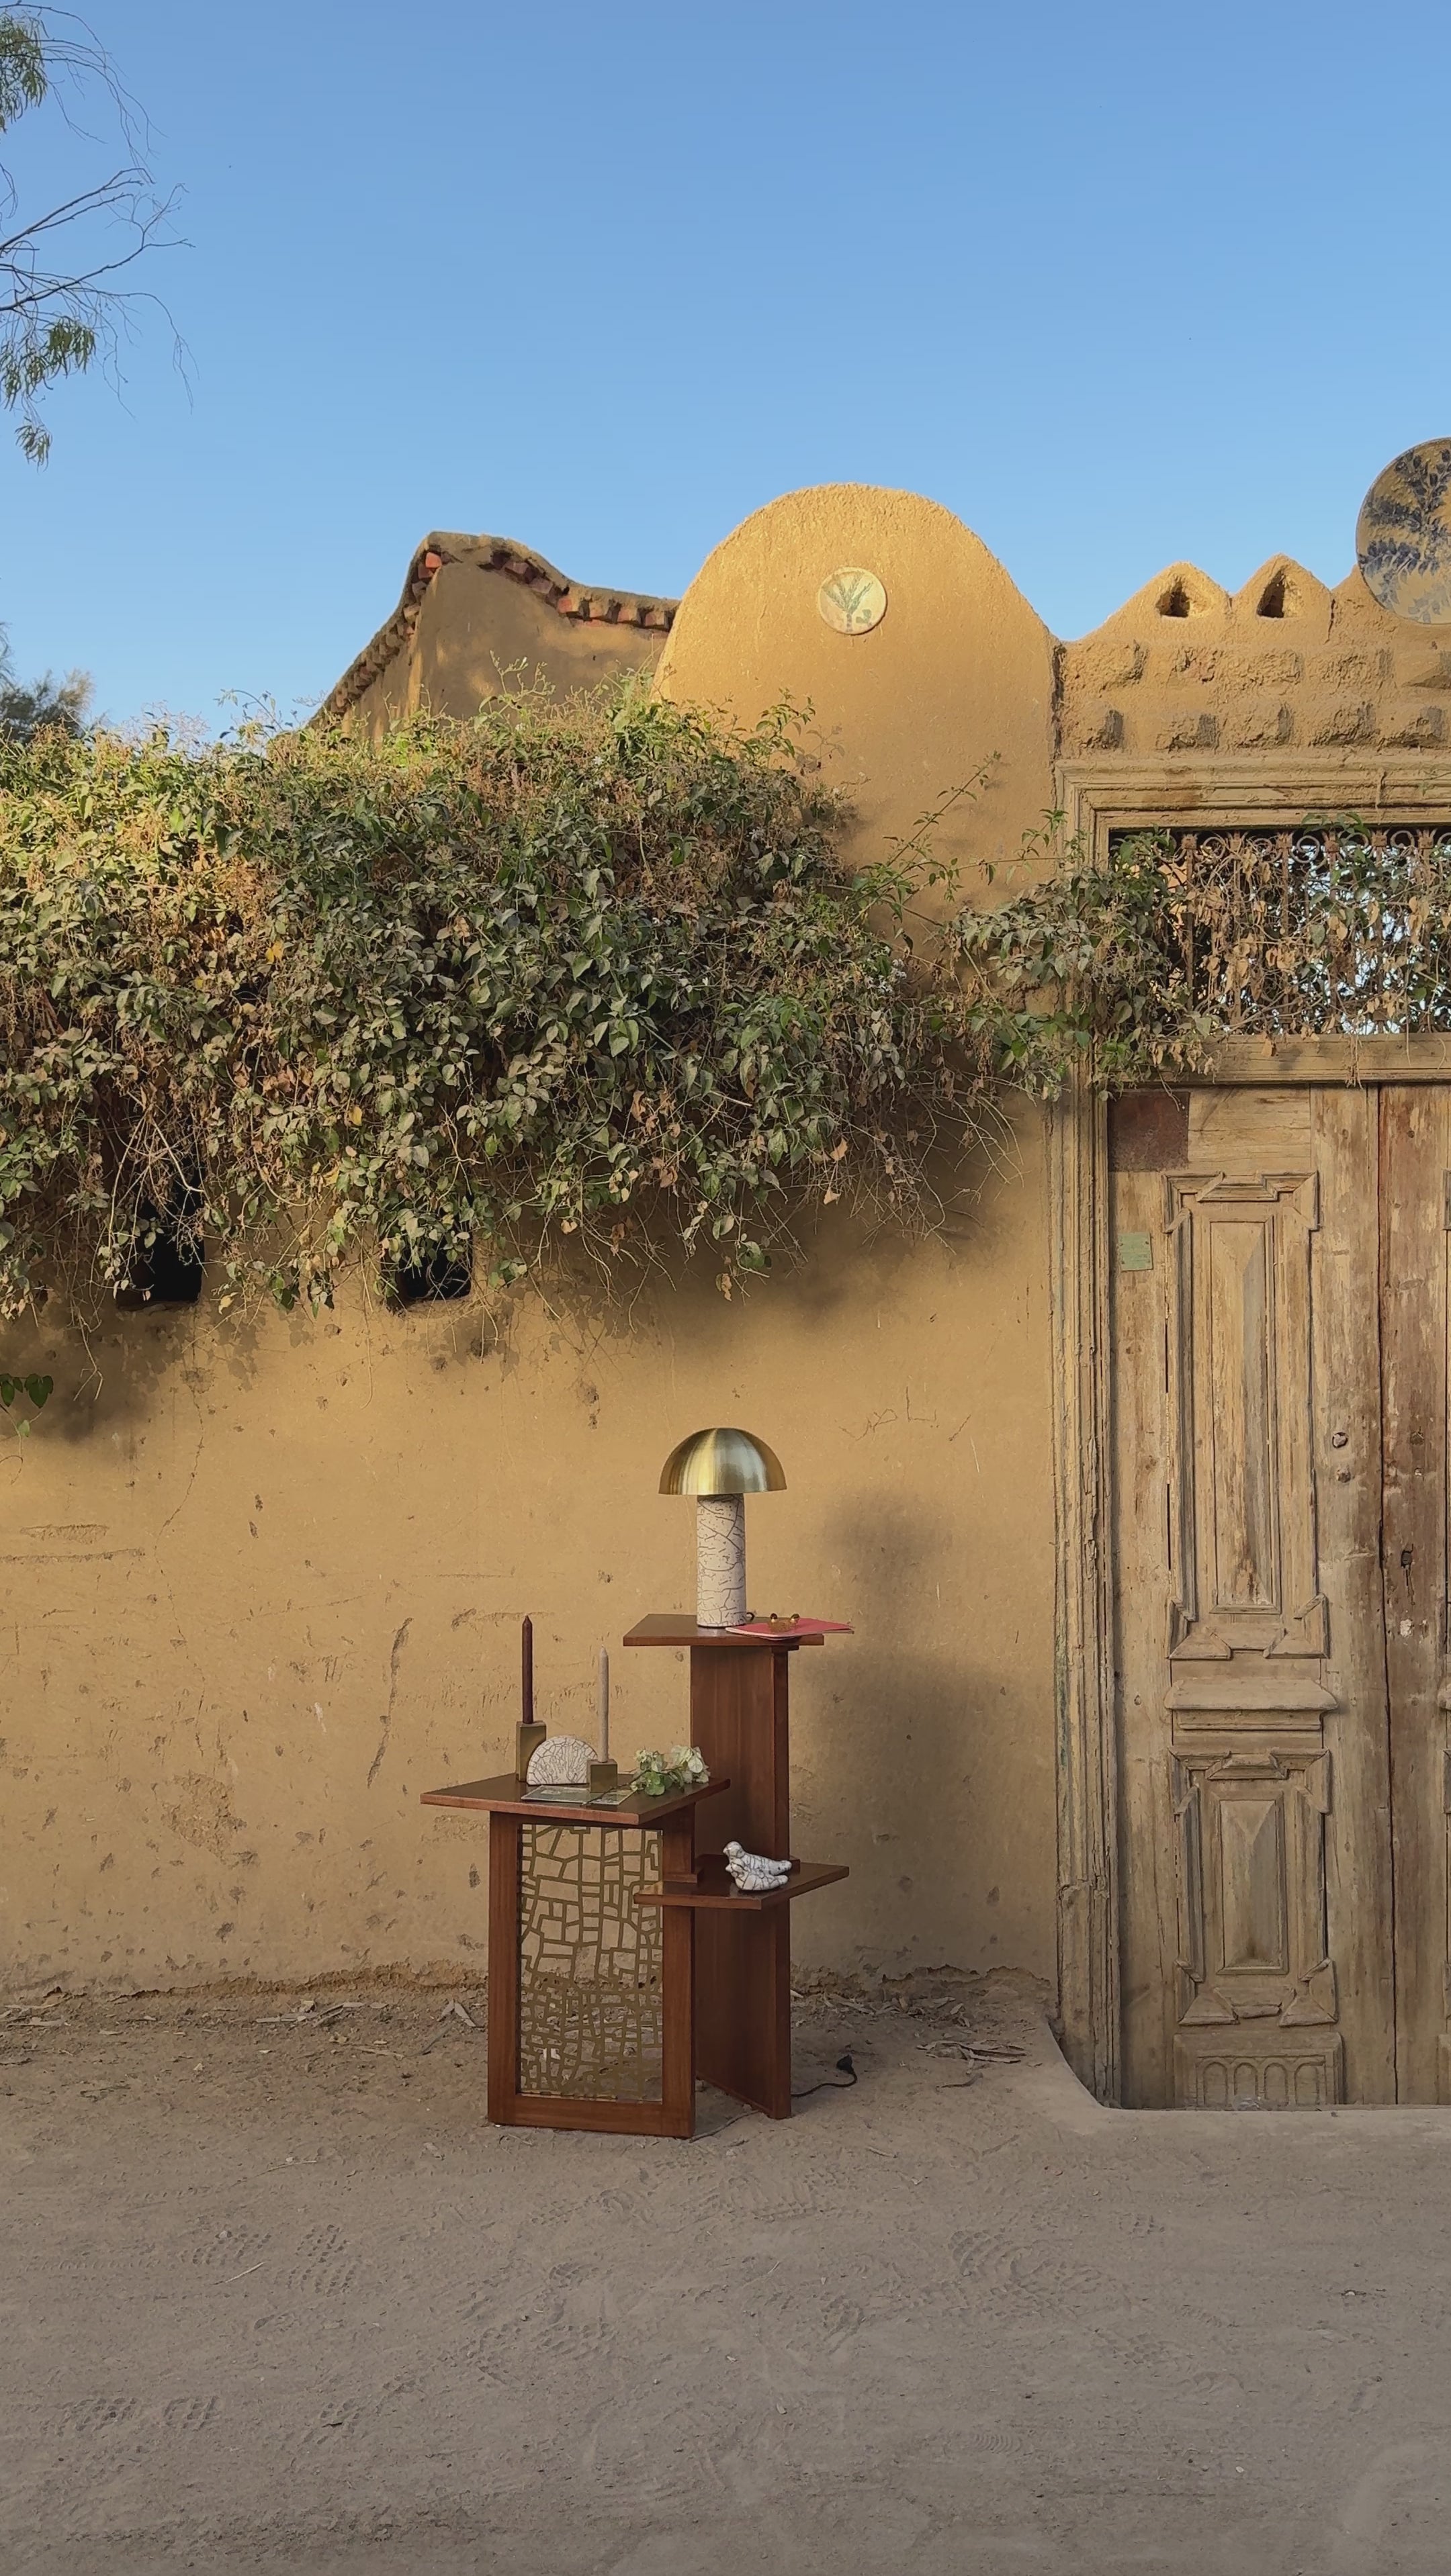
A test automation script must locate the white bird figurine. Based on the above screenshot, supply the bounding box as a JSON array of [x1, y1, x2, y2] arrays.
[[723, 1840, 793, 1894]]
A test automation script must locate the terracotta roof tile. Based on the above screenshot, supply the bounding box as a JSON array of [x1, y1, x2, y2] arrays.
[[316, 533, 679, 725]]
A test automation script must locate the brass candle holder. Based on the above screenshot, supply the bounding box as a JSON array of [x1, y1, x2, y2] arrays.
[[514, 1614, 545, 1780]]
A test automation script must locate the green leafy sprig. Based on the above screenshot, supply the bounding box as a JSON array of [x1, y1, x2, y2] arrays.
[[631, 1745, 709, 1798]]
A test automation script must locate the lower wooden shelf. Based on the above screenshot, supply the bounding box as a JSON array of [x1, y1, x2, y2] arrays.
[[635, 1857, 848, 1913]]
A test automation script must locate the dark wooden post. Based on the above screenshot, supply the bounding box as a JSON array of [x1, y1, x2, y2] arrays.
[[658, 1809, 698, 2135], [689, 1639, 793, 2117], [623, 1618, 847, 2123]]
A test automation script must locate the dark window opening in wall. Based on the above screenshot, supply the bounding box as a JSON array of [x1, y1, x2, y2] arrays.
[[392, 1242, 473, 1305], [1256, 568, 1288, 618], [1157, 580, 1192, 618], [114, 1205, 205, 1307]]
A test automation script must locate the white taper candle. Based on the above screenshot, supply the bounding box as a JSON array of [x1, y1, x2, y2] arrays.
[[598, 1647, 610, 1761]]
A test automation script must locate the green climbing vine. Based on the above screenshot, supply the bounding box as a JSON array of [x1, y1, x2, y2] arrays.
[[3, 676, 1429, 1345], [0, 688, 993, 1319]]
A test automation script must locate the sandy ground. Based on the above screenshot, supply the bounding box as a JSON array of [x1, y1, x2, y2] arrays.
[[4, 1969, 1451, 2576]]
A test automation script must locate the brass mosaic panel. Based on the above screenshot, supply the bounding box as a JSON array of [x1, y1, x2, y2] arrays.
[[517, 1825, 664, 2101]]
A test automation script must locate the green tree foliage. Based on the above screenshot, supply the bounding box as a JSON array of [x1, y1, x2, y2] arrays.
[[954, 828, 1217, 1091], [0, 690, 993, 1318], [0, 628, 91, 739], [0, 8, 181, 461]]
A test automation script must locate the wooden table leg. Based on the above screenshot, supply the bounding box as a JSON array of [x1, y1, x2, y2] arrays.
[[659, 1812, 697, 2137], [487, 1809, 522, 2125]]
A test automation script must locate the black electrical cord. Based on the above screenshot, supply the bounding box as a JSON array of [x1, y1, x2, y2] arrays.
[[791, 2052, 858, 2101]]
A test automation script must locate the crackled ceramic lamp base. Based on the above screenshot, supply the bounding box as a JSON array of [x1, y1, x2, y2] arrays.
[[696, 1493, 747, 1628]]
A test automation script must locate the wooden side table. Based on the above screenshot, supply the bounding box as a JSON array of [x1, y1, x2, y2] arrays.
[[624, 1616, 849, 2119], [420, 1773, 726, 2139]]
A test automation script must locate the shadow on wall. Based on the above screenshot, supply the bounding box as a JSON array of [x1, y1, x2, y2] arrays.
[[824, 1485, 990, 1772], [0, 1287, 495, 1450], [1, 1101, 1035, 1453]]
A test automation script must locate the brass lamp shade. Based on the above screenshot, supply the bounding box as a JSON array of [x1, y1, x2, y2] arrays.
[[658, 1427, 786, 1498]]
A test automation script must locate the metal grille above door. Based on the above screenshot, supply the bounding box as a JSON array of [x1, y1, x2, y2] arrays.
[[1107, 825, 1451, 1037]]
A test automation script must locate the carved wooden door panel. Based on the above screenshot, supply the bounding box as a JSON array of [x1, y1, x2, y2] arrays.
[[1111, 1086, 1397, 2107]]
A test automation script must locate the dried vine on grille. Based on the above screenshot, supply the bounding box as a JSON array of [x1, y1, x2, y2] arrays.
[[955, 823, 1451, 1091]]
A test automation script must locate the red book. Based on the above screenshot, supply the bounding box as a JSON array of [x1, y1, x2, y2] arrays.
[[727, 1616, 853, 1638]]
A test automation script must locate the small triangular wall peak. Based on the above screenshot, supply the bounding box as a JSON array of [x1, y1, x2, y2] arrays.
[[1233, 557, 1334, 635], [1061, 547, 1451, 761]]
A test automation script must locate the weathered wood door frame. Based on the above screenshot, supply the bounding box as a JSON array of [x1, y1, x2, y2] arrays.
[[1049, 759, 1451, 2101]]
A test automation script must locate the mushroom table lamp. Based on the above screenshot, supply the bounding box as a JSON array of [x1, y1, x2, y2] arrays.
[[659, 1426, 785, 1629]]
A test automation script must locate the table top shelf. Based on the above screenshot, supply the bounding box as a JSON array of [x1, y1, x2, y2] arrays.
[[634, 1856, 849, 1913], [623, 1614, 824, 1649], [420, 1773, 728, 1828]]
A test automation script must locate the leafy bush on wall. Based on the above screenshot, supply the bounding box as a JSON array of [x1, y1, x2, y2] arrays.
[[0, 688, 992, 1318]]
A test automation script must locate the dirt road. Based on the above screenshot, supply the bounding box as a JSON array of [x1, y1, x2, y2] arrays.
[[3, 1970, 1450, 2575]]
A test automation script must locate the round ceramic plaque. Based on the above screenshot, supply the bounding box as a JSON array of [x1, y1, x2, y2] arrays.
[[818, 566, 887, 637], [1356, 440, 1451, 623]]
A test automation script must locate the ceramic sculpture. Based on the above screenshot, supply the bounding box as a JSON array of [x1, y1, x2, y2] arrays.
[[1357, 440, 1451, 623], [525, 1734, 598, 1787]]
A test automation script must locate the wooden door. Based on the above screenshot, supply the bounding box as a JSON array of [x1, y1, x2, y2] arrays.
[[1378, 1090, 1451, 2105], [1110, 1083, 1410, 2107]]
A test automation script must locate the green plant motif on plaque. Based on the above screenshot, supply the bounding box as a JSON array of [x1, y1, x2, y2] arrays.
[[817, 567, 887, 636]]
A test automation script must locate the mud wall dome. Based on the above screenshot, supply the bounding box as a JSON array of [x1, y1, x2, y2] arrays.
[[655, 483, 1057, 897]]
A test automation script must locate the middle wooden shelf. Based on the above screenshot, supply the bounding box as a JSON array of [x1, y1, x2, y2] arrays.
[[635, 1855, 849, 1913]]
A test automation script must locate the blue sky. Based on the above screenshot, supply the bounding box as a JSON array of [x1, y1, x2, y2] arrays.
[[1, 0, 1444, 727]]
